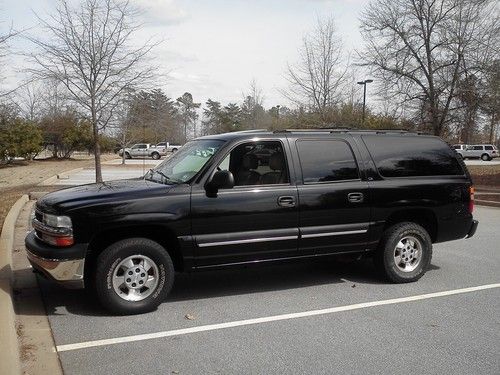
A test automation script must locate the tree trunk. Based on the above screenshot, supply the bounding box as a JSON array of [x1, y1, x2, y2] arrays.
[[489, 114, 496, 144], [92, 119, 103, 183], [121, 132, 126, 165]]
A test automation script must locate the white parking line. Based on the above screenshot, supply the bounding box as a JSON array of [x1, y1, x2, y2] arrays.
[[56, 283, 500, 352]]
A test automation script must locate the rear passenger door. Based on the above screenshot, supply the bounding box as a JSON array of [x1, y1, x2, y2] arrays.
[[292, 137, 372, 256]]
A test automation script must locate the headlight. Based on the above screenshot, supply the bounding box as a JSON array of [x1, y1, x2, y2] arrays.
[[43, 213, 72, 228], [33, 212, 74, 247]]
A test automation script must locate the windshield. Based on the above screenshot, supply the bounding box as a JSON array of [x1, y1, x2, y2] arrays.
[[145, 139, 224, 184]]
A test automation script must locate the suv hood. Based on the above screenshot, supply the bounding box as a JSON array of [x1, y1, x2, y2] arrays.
[[37, 179, 172, 214]]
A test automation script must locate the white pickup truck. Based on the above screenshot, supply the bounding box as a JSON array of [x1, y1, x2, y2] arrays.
[[119, 142, 181, 160], [150, 142, 182, 159]]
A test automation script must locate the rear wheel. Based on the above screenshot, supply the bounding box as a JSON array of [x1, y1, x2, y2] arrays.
[[374, 222, 432, 283], [171, 148, 178, 153], [481, 153, 491, 161], [94, 238, 174, 315]]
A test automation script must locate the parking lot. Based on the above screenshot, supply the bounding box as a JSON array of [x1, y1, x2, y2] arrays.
[[24, 206, 498, 374]]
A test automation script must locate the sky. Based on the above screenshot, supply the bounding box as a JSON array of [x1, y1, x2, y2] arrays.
[[1, 0, 371, 109]]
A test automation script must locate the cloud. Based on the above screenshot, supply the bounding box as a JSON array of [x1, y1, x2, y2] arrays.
[[132, 0, 188, 25]]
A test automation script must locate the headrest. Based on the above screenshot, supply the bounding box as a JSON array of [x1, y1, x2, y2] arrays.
[[269, 153, 284, 171], [242, 154, 258, 170]]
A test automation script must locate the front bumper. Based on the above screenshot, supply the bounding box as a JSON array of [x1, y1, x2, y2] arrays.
[[25, 231, 86, 288], [466, 220, 479, 239]]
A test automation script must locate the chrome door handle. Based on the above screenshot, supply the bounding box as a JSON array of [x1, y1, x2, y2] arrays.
[[278, 196, 296, 207], [348, 192, 364, 203]]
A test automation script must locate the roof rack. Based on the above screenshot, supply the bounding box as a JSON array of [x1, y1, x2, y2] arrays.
[[273, 128, 351, 133], [231, 129, 269, 134], [273, 128, 429, 135]]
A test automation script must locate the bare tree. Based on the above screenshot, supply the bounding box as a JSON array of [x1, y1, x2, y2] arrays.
[[15, 82, 43, 121], [28, 0, 158, 182], [241, 79, 269, 129], [359, 0, 497, 135], [283, 16, 349, 120], [0, 21, 21, 96]]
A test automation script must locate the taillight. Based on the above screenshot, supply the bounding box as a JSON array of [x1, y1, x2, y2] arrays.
[[469, 186, 474, 213]]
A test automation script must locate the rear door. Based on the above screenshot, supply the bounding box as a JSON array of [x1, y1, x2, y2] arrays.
[[291, 136, 372, 255]]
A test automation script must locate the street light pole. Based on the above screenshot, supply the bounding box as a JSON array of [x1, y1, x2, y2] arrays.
[[357, 79, 373, 126]]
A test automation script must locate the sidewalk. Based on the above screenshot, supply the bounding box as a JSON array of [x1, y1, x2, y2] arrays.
[[40, 159, 162, 186]]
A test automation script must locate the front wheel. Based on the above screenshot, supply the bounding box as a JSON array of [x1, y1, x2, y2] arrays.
[[94, 238, 174, 315], [151, 152, 160, 160], [125, 152, 131, 159], [374, 222, 432, 283]]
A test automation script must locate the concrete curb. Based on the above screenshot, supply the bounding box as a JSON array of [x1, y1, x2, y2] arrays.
[[39, 167, 84, 186], [0, 194, 29, 375]]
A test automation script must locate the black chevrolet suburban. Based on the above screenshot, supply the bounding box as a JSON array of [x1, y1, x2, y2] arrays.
[[25, 129, 478, 314]]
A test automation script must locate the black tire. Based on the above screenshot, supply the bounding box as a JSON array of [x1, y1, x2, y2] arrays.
[[125, 152, 131, 159], [374, 222, 432, 283], [171, 148, 178, 153], [94, 238, 174, 315], [151, 152, 160, 160], [481, 153, 491, 161]]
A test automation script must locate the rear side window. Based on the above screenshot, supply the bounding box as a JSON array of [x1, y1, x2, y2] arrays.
[[472, 145, 483, 150], [296, 140, 359, 183], [485, 145, 493, 150], [363, 135, 464, 177]]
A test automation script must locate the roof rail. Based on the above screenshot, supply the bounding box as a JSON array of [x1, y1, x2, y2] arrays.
[[233, 129, 268, 134], [273, 128, 351, 133], [272, 128, 429, 135]]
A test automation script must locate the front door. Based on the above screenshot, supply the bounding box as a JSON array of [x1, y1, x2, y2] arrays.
[[292, 137, 372, 255], [191, 139, 299, 268]]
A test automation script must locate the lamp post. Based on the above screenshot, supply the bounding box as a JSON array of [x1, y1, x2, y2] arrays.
[[357, 79, 373, 126]]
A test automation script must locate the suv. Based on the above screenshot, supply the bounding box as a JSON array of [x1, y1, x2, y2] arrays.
[[457, 144, 498, 161], [25, 130, 478, 314]]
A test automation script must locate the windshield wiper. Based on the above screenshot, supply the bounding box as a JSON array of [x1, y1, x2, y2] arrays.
[[146, 169, 181, 184]]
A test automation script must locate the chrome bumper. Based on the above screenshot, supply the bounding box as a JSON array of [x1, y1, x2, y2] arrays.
[[26, 250, 85, 289]]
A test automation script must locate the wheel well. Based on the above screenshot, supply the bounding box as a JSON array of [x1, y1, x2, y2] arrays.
[[85, 225, 184, 278], [384, 209, 438, 242]]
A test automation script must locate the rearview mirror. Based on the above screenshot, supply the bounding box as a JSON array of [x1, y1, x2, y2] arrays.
[[206, 170, 234, 197]]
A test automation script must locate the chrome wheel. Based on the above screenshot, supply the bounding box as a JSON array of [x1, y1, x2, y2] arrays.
[[394, 236, 422, 272], [112, 255, 159, 301]]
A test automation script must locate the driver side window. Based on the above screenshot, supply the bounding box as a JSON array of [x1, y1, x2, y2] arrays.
[[217, 141, 289, 187]]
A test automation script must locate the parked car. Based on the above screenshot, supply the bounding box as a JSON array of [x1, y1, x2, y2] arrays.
[[118, 143, 151, 159], [455, 144, 498, 161], [155, 142, 181, 153], [148, 142, 182, 160], [25, 129, 478, 314], [119, 142, 182, 160], [453, 144, 468, 155]]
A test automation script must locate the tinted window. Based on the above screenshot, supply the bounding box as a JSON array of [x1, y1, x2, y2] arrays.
[[363, 135, 464, 177], [296, 140, 359, 183], [472, 146, 483, 150], [485, 145, 493, 150]]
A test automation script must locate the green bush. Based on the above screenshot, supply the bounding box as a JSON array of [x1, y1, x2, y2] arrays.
[[0, 119, 43, 161]]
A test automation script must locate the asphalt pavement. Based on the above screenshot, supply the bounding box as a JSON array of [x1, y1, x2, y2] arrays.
[[32, 206, 500, 375]]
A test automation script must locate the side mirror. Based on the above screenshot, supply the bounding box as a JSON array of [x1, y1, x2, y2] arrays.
[[206, 170, 234, 197]]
